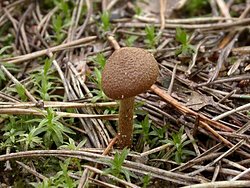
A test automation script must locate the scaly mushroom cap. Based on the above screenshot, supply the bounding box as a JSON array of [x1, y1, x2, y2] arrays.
[[101, 47, 159, 100]]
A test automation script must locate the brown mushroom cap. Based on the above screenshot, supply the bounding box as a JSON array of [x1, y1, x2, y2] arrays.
[[101, 47, 159, 100]]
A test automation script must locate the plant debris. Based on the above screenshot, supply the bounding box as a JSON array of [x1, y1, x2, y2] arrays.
[[1, 0, 250, 187]]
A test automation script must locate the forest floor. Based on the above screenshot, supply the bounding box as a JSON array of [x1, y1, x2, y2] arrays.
[[1, 0, 250, 187]]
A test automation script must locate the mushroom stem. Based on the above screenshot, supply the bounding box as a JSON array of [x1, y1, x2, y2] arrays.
[[117, 97, 134, 148]]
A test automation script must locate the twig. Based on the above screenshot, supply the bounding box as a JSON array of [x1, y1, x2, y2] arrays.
[[215, 0, 231, 19], [16, 160, 48, 180], [168, 61, 179, 95], [218, 89, 236, 103], [160, 0, 166, 31], [192, 165, 250, 178], [77, 168, 89, 188], [120, 18, 250, 30], [230, 167, 250, 181], [1, 36, 97, 64], [222, 158, 247, 171], [76, 0, 92, 39], [0, 149, 199, 185], [233, 46, 250, 54], [134, 15, 237, 24], [140, 134, 187, 157], [209, 34, 236, 82], [196, 74, 250, 87], [106, 0, 120, 11], [185, 128, 200, 156], [47, 51, 70, 100], [88, 178, 120, 188], [0, 101, 118, 109], [0, 91, 20, 102], [0, 64, 37, 103], [102, 135, 119, 155], [15, 3, 34, 53], [181, 180, 250, 188], [5, 147, 12, 171], [213, 102, 250, 121], [107, 35, 121, 50], [89, 135, 119, 181], [102, 0, 108, 11], [0, 108, 119, 120], [150, 84, 234, 146], [84, 165, 140, 188], [202, 87, 250, 99], [186, 38, 207, 75], [217, 4, 250, 49], [187, 139, 245, 176], [211, 162, 221, 182]]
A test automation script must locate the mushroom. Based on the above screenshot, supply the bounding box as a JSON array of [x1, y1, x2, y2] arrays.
[[101, 47, 159, 148]]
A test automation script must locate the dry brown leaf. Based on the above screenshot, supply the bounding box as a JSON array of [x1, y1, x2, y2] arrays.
[[185, 91, 215, 111]]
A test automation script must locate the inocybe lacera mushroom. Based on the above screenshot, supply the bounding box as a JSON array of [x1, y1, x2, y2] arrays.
[[101, 47, 159, 148]]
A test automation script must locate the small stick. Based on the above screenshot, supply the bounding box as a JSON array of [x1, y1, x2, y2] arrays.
[[218, 89, 236, 103], [230, 167, 250, 181], [106, 0, 120, 11], [102, 135, 119, 155], [150, 84, 234, 147], [188, 139, 245, 176], [213, 102, 250, 121], [77, 168, 89, 188], [192, 115, 200, 137], [185, 128, 200, 156], [0, 101, 118, 109], [1, 36, 97, 64], [84, 165, 140, 188], [181, 180, 250, 188], [134, 15, 237, 24], [16, 161, 48, 181], [215, 0, 231, 19], [0, 65, 37, 103], [88, 178, 120, 188], [140, 134, 187, 157], [160, 0, 166, 31], [150, 84, 233, 132], [120, 18, 250, 30], [90, 135, 119, 180], [211, 162, 221, 182], [168, 61, 179, 95], [5, 147, 12, 171], [222, 158, 247, 171], [47, 51, 70, 99], [0, 108, 118, 120], [107, 35, 120, 50], [76, 0, 92, 39]]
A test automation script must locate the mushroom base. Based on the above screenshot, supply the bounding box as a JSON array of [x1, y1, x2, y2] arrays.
[[117, 97, 134, 148]]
